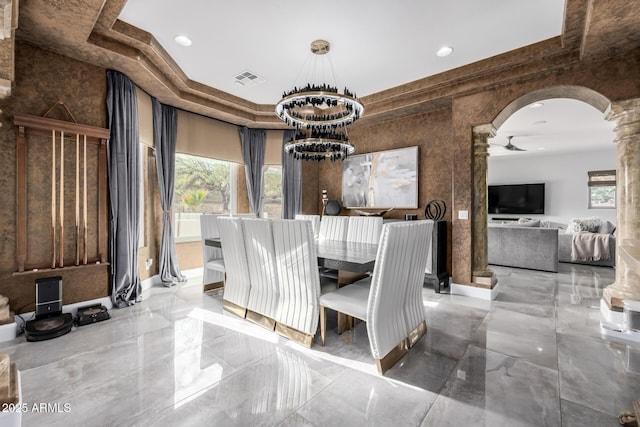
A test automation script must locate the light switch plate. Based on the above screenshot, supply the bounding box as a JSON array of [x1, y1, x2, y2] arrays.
[[458, 210, 469, 219]]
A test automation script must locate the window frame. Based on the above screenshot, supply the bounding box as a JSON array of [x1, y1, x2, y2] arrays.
[[172, 153, 238, 243], [587, 169, 616, 209], [260, 165, 283, 219]]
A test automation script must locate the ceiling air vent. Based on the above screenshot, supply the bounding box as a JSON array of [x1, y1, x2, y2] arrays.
[[233, 70, 265, 87]]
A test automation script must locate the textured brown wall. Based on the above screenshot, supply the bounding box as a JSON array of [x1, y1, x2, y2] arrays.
[[317, 51, 640, 285], [301, 162, 319, 214], [0, 36, 13, 82], [175, 242, 203, 271], [318, 109, 454, 272], [137, 146, 161, 281], [0, 42, 110, 312], [236, 165, 250, 214]]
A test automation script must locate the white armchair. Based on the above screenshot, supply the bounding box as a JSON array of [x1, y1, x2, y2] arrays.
[[217, 217, 251, 318], [200, 214, 226, 286], [319, 221, 432, 374], [346, 216, 383, 244], [318, 216, 349, 241], [272, 219, 321, 347], [243, 219, 279, 330]]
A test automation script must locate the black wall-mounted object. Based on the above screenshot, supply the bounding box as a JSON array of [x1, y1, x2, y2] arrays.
[[488, 183, 545, 215]]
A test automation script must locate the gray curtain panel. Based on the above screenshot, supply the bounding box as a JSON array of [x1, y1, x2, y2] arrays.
[[281, 129, 301, 219], [152, 98, 185, 285], [238, 126, 266, 215], [106, 70, 141, 308]]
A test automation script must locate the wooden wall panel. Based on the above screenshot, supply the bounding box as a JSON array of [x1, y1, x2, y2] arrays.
[[0, 42, 109, 312]]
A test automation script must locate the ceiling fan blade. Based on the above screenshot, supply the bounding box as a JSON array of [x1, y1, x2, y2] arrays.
[[503, 135, 526, 151]]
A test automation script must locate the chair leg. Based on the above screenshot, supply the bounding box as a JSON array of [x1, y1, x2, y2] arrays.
[[320, 305, 326, 346]]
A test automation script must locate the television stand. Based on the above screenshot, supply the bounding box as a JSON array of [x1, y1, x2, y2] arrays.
[[492, 217, 522, 222]]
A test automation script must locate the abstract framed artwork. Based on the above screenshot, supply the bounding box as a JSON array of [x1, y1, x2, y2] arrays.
[[342, 146, 418, 208]]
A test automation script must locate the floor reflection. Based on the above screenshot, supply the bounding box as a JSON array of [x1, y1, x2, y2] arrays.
[[3, 264, 636, 426]]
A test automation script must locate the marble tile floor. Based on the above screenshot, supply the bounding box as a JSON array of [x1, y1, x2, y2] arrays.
[[1, 263, 639, 426]]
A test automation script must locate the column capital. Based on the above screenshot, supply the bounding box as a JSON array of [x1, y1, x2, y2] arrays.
[[605, 98, 640, 146], [605, 98, 640, 120], [472, 124, 497, 139], [473, 124, 496, 156]]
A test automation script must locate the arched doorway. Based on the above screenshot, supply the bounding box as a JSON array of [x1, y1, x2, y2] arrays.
[[474, 86, 640, 312], [473, 86, 640, 311]]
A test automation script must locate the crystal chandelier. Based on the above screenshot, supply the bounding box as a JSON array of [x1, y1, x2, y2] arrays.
[[276, 40, 364, 161]]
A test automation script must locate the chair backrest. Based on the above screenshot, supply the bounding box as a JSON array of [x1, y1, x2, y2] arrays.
[[318, 216, 349, 241], [366, 221, 432, 359], [272, 219, 321, 335], [243, 219, 279, 320], [295, 214, 320, 240], [346, 216, 383, 244], [217, 217, 251, 309], [401, 220, 433, 339], [232, 213, 257, 218]]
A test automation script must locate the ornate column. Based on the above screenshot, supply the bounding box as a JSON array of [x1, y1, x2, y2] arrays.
[[472, 124, 497, 288], [0, 0, 18, 98], [603, 98, 640, 310]]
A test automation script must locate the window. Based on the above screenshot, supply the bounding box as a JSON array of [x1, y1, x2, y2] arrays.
[[262, 166, 282, 219], [173, 153, 237, 242], [588, 170, 616, 209]]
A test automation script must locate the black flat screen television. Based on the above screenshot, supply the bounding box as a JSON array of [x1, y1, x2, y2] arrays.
[[488, 183, 545, 215]]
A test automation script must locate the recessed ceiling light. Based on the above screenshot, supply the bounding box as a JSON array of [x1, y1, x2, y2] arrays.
[[530, 102, 544, 109], [436, 46, 454, 57], [174, 35, 192, 47], [538, 147, 545, 150]]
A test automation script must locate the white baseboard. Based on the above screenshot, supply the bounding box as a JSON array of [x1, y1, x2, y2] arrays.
[[0, 322, 17, 343], [141, 268, 203, 291], [141, 274, 163, 291], [450, 281, 501, 301], [599, 298, 640, 343], [182, 267, 203, 279], [600, 298, 624, 326]]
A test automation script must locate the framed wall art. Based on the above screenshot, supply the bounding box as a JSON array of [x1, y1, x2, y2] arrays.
[[342, 146, 418, 209]]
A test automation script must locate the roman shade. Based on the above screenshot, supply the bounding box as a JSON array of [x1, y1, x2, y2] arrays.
[[176, 110, 243, 162], [136, 86, 154, 148]]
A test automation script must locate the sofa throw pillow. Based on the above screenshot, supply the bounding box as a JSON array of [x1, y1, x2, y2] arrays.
[[598, 220, 616, 235], [516, 219, 541, 227], [567, 217, 601, 233]]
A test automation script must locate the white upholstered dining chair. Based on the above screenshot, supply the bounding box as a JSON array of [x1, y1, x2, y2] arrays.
[[272, 219, 321, 347], [319, 221, 433, 374], [318, 216, 349, 241], [242, 218, 279, 330], [295, 214, 321, 240], [200, 214, 226, 285], [217, 217, 251, 318], [346, 216, 383, 244]]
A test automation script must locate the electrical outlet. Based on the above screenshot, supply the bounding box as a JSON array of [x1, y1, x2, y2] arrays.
[[145, 259, 153, 270]]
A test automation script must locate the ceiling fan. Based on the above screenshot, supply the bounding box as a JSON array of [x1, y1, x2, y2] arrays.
[[491, 135, 527, 151]]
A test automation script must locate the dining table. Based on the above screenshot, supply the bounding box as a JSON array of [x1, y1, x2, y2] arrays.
[[205, 237, 378, 334], [204, 238, 378, 274]]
